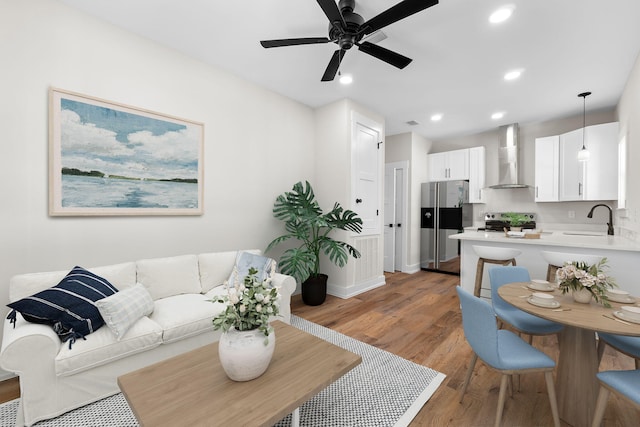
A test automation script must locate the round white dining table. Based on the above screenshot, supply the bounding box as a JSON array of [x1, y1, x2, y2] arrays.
[[498, 282, 640, 427]]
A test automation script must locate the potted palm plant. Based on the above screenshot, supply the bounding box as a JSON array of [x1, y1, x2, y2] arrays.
[[266, 181, 363, 305]]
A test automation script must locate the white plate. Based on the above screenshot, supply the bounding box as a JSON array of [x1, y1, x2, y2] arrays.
[[613, 310, 640, 325], [607, 294, 636, 304], [527, 281, 555, 292], [527, 296, 560, 309]]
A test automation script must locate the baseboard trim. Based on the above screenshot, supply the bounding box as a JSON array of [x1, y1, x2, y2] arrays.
[[327, 275, 386, 299]]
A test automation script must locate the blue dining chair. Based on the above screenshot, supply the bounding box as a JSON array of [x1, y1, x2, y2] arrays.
[[597, 333, 640, 369], [456, 287, 560, 427], [489, 266, 563, 344], [592, 369, 640, 426]]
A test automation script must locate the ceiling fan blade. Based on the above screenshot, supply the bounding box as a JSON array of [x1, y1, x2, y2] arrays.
[[316, 0, 346, 27], [321, 49, 346, 81], [260, 37, 331, 48], [358, 41, 412, 69], [361, 0, 438, 35]]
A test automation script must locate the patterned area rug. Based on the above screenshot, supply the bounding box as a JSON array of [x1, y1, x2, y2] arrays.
[[0, 316, 444, 427]]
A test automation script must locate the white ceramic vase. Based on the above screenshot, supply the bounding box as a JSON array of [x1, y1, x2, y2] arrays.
[[218, 326, 276, 381], [572, 288, 592, 304]]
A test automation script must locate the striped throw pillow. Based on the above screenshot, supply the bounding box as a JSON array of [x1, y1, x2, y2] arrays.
[[7, 266, 118, 347]]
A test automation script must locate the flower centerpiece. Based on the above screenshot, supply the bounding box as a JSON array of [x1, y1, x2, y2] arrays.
[[211, 266, 280, 381], [556, 258, 616, 307], [212, 266, 280, 341]]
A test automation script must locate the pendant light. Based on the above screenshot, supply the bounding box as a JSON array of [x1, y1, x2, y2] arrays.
[[577, 91, 591, 162]]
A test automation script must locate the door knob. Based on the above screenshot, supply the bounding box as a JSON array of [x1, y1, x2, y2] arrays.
[[356, 198, 362, 203], [397, 224, 402, 227], [388, 224, 394, 228]]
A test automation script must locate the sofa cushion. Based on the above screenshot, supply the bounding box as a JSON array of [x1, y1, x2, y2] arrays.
[[9, 262, 136, 302], [7, 266, 118, 345], [55, 316, 163, 376], [150, 294, 225, 344], [96, 283, 154, 340], [227, 251, 276, 285], [89, 262, 137, 291], [136, 254, 201, 300], [198, 251, 243, 293]]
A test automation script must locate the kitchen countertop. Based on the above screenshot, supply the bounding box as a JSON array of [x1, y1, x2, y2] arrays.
[[450, 230, 640, 253]]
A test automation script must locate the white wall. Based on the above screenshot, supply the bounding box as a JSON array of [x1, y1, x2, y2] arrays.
[[315, 99, 386, 297], [0, 0, 316, 373], [617, 51, 640, 241]]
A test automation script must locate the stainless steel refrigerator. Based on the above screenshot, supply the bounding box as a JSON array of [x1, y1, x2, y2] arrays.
[[420, 181, 472, 275]]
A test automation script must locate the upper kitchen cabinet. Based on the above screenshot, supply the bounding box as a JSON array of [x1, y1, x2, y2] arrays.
[[468, 146, 486, 203], [558, 122, 619, 201], [427, 148, 469, 182], [535, 135, 560, 202]]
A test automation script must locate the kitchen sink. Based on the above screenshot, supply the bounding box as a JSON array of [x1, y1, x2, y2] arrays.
[[562, 231, 605, 237]]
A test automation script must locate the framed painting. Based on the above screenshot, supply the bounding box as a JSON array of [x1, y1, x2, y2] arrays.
[[49, 88, 204, 216]]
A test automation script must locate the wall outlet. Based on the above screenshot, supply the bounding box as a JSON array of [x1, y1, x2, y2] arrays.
[[568, 210, 575, 219]]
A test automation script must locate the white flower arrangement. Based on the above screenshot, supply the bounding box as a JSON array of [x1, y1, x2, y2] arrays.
[[212, 266, 280, 340], [556, 258, 616, 307]]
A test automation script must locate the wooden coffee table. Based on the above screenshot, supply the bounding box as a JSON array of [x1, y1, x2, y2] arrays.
[[117, 320, 361, 427]]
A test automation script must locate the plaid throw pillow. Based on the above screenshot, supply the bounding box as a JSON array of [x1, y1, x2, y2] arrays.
[[96, 283, 154, 340], [7, 266, 118, 348]]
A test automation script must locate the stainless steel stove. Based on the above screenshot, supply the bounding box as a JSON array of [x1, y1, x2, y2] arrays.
[[480, 212, 536, 232]]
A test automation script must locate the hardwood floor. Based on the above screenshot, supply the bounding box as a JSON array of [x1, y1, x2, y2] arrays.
[[0, 270, 637, 426], [292, 271, 640, 426]]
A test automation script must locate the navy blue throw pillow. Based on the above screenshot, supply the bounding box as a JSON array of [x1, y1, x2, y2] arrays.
[[7, 266, 118, 348]]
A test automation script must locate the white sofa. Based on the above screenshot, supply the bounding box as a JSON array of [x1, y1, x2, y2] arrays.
[[0, 250, 296, 426]]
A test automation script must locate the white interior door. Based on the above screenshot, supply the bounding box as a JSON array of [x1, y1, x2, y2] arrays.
[[383, 166, 396, 272], [352, 115, 381, 236], [393, 169, 404, 271], [383, 161, 408, 273]]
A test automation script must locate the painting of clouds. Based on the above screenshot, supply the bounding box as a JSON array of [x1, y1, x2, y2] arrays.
[[49, 88, 203, 215]]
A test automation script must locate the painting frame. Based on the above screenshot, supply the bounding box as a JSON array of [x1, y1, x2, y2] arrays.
[[49, 88, 204, 216]]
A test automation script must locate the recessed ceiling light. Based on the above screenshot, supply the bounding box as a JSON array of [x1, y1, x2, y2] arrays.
[[492, 112, 505, 120], [431, 114, 443, 121], [489, 5, 515, 24], [339, 74, 353, 85], [504, 69, 523, 81]]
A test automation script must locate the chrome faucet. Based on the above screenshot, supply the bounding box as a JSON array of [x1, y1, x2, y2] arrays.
[[587, 204, 614, 235]]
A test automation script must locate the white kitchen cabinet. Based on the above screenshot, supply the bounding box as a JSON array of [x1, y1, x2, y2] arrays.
[[534, 135, 560, 201], [427, 148, 469, 181], [559, 122, 618, 201], [468, 146, 486, 203], [583, 122, 618, 200], [559, 128, 585, 200]]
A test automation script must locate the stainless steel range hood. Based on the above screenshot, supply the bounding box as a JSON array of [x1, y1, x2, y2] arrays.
[[490, 123, 529, 189]]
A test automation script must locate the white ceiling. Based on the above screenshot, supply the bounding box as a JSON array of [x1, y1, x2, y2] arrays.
[[58, 0, 640, 141]]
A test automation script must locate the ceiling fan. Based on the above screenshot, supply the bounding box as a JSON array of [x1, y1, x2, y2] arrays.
[[260, 0, 439, 81]]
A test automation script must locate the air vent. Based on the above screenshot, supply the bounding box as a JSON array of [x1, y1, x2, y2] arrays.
[[406, 120, 419, 126]]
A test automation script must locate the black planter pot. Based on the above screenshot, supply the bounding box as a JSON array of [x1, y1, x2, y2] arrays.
[[301, 274, 328, 306]]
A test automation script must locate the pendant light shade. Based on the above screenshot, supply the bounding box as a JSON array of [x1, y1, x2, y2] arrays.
[[578, 91, 591, 162]]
